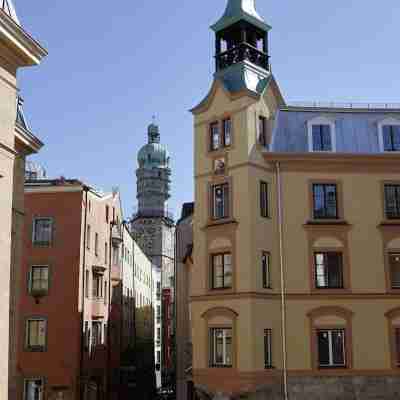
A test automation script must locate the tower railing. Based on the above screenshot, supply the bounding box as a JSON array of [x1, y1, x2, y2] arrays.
[[132, 209, 174, 221]]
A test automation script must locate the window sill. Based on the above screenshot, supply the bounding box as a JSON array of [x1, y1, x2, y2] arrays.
[[30, 290, 48, 297], [379, 220, 400, 227], [26, 347, 46, 353], [208, 147, 231, 157], [311, 288, 351, 294], [204, 218, 238, 229], [305, 220, 350, 227], [318, 365, 347, 370], [33, 242, 51, 248]]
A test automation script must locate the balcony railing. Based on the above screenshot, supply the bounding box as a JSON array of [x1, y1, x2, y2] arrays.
[[132, 208, 174, 221], [216, 43, 269, 71], [287, 101, 400, 110]]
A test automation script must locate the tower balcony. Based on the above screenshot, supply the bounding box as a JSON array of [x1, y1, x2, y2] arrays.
[[131, 208, 174, 221], [216, 42, 269, 71]]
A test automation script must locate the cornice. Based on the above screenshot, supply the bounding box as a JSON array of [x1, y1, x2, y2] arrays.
[[0, 11, 47, 66], [14, 122, 43, 154]]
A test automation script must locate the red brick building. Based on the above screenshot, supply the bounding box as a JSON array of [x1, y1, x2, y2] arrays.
[[17, 178, 130, 400]]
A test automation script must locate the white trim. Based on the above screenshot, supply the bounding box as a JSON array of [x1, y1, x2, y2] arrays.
[[307, 116, 336, 153], [377, 117, 400, 153]]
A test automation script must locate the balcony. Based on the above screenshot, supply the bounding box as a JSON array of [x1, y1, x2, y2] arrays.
[[92, 298, 106, 318], [216, 42, 269, 71]]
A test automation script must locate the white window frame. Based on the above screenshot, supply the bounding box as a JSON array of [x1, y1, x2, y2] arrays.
[[307, 116, 336, 153], [211, 327, 233, 367], [378, 117, 400, 153], [23, 377, 45, 400]]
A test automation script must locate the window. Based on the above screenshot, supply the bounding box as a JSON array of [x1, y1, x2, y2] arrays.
[[395, 327, 400, 367], [105, 242, 108, 265], [264, 329, 272, 368], [86, 225, 91, 250], [95, 233, 99, 256], [384, 184, 400, 219], [29, 266, 49, 294], [84, 321, 90, 349], [210, 122, 220, 151], [156, 282, 161, 300], [223, 118, 231, 147], [317, 329, 346, 368], [259, 116, 267, 147], [313, 184, 338, 219], [92, 273, 103, 298], [157, 350, 161, 364], [262, 252, 271, 289], [157, 305, 161, 324], [106, 205, 109, 223], [389, 253, 400, 289], [32, 218, 52, 246], [104, 281, 108, 305], [24, 378, 44, 400], [314, 252, 344, 289], [210, 328, 233, 367], [383, 125, 400, 152], [212, 183, 229, 220], [260, 181, 269, 218], [26, 318, 46, 351], [157, 328, 161, 346], [92, 321, 102, 346], [312, 125, 332, 151], [85, 270, 89, 298], [211, 253, 232, 289]]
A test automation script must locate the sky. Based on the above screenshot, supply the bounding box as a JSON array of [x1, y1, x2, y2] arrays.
[[16, 0, 400, 219]]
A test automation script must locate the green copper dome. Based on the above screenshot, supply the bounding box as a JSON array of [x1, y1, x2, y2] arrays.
[[137, 123, 170, 169]]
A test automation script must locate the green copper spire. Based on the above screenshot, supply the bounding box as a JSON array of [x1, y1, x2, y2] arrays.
[[211, 0, 271, 33]]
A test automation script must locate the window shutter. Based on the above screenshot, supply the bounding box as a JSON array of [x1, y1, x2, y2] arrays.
[[327, 253, 343, 288]]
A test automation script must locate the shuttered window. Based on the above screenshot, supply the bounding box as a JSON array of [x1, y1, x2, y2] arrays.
[[315, 252, 344, 289]]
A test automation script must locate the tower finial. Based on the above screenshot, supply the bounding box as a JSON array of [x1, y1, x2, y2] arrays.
[[148, 119, 160, 144]]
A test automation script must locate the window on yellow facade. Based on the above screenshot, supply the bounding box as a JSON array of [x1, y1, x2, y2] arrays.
[[210, 328, 233, 367], [314, 252, 344, 289], [395, 328, 400, 367], [258, 116, 267, 147], [262, 252, 271, 289], [211, 183, 229, 220], [312, 184, 338, 219], [389, 253, 400, 289], [260, 181, 269, 218], [384, 185, 400, 220], [264, 329, 272, 368], [211, 253, 232, 289], [317, 329, 346, 368], [210, 121, 220, 151], [222, 118, 231, 147]]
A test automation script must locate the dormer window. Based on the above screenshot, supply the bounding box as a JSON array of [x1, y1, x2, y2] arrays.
[[307, 117, 336, 153], [383, 126, 400, 152]]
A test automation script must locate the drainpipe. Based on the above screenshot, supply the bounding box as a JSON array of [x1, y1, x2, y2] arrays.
[[79, 186, 89, 400], [276, 162, 289, 400], [107, 220, 114, 400]]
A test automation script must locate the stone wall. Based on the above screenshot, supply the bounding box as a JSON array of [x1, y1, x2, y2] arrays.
[[198, 375, 400, 400]]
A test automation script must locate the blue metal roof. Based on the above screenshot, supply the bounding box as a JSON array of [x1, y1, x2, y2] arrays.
[[271, 107, 400, 154]]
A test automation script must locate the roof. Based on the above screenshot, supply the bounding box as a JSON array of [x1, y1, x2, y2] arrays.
[[211, 0, 271, 32], [1, 0, 19, 25], [271, 105, 400, 154]]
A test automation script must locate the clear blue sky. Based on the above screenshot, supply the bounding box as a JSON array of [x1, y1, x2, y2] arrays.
[[17, 0, 400, 219]]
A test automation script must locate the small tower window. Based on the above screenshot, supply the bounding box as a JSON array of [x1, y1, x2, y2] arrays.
[[210, 122, 220, 151]]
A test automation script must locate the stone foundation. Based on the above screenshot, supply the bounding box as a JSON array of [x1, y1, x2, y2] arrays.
[[197, 375, 400, 400]]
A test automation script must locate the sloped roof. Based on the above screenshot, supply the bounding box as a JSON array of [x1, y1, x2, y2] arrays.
[[211, 0, 271, 32], [1, 0, 20, 25], [271, 107, 400, 153]]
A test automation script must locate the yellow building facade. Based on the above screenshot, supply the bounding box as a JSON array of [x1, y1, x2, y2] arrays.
[[190, 1, 400, 399]]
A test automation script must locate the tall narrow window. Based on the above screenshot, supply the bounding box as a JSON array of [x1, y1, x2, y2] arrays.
[[395, 327, 400, 366], [29, 266, 49, 295], [95, 233, 99, 256], [313, 184, 338, 219], [389, 253, 400, 289], [312, 125, 332, 151], [260, 181, 269, 218], [92, 321, 102, 346], [314, 252, 344, 289], [212, 183, 229, 220], [259, 116, 267, 147], [210, 122, 220, 151], [92, 273, 103, 298], [84, 321, 90, 349], [85, 270, 89, 298], [106, 205, 109, 223], [317, 329, 346, 368], [104, 281, 108, 305], [32, 218, 53, 246], [262, 252, 271, 289], [105, 242, 108, 265], [383, 126, 400, 152], [210, 328, 233, 367], [384, 184, 400, 219], [264, 329, 272, 368], [86, 225, 91, 250], [223, 118, 231, 147], [211, 253, 232, 289], [24, 379, 44, 400], [112, 247, 119, 266], [26, 318, 47, 351]]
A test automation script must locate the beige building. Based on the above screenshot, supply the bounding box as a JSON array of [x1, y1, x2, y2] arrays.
[[0, 2, 47, 398], [190, 1, 400, 399]]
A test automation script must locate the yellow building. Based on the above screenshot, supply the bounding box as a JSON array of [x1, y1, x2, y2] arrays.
[[190, 1, 400, 399], [0, 2, 47, 398]]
